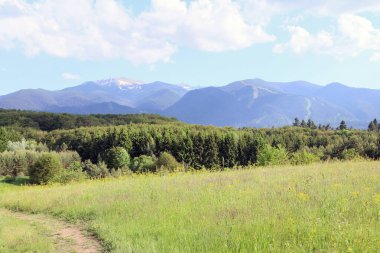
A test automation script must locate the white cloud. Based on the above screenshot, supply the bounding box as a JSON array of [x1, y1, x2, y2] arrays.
[[62, 72, 81, 80], [0, 0, 275, 64], [275, 14, 380, 60], [338, 14, 380, 51], [370, 52, 380, 62], [274, 26, 333, 55]]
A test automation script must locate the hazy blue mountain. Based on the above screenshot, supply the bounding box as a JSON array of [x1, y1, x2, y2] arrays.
[[165, 79, 374, 127], [0, 78, 189, 111], [1, 78, 380, 128], [165, 87, 245, 126]]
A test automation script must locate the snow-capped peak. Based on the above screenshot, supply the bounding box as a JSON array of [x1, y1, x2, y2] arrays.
[[95, 78, 145, 90]]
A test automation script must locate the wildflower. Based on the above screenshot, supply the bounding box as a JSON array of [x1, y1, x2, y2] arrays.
[[298, 192, 309, 201], [352, 191, 360, 197], [373, 194, 380, 204]]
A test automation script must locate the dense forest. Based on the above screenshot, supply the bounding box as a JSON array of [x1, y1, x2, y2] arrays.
[[0, 109, 179, 131], [0, 110, 380, 184]]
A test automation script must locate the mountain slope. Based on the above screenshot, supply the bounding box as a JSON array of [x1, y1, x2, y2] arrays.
[[1, 78, 380, 128], [165, 79, 366, 127], [0, 78, 189, 112]]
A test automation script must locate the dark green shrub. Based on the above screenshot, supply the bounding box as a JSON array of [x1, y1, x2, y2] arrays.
[[102, 147, 130, 170], [257, 145, 288, 166], [341, 148, 361, 160], [83, 160, 109, 179], [29, 153, 63, 184], [53, 164, 87, 184], [157, 152, 181, 172], [131, 155, 157, 173]]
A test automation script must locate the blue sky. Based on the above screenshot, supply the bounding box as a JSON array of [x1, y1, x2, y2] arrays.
[[1, 0, 380, 94]]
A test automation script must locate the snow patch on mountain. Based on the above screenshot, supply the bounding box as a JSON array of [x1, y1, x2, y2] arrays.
[[95, 78, 145, 90]]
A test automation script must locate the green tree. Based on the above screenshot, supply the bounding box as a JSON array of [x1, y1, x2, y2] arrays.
[[339, 120, 347, 130], [102, 147, 130, 170], [157, 152, 180, 172], [257, 144, 288, 166], [131, 155, 157, 173], [293, 118, 300, 127], [29, 153, 63, 184]]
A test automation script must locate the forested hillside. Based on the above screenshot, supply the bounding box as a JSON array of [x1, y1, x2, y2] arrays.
[[0, 109, 179, 131]]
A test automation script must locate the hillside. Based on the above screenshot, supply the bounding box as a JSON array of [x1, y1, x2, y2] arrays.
[[0, 109, 179, 131]]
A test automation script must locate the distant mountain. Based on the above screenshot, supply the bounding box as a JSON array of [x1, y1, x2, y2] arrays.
[[0, 78, 189, 111], [1, 78, 380, 128], [165, 79, 378, 128]]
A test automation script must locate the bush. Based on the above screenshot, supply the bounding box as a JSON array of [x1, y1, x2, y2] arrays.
[[341, 148, 361, 161], [102, 147, 130, 170], [157, 152, 181, 172], [131, 155, 157, 173], [257, 145, 288, 166], [83, 160, 109, 179], [53, 167, 87, 184], [7, 138, 48, 152], [29, 153, 63, 184], [57, 151, 81, 169], [291, 150, 320, 165], [0, 151, 31, 177]]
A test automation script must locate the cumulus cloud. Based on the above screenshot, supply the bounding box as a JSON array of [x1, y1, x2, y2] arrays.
[[62, 72, 81, 80], [0, 0, 275, 64], [274, 14, 380, 60], [2, 0, 380, 63]]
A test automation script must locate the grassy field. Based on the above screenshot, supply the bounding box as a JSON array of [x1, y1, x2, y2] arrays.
[[0, 161, 380, 252], [0, 209, 53, 253]]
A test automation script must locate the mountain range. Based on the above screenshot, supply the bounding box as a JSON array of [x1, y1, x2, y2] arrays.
[[1, 78, 379, 128]]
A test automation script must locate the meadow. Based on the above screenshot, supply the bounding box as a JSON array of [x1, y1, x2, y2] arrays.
[[0, 161, 380, 252]]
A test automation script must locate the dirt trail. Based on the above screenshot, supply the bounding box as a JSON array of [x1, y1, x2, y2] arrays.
[[0, 208, 103, 253]]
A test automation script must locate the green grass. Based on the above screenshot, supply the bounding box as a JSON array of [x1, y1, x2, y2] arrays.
[[0, 210, 53, 253], [1, 161, 380, 252]]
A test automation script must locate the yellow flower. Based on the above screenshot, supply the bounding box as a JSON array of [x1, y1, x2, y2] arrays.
[[373, 194, 380, 204], [352, 191, 360, 197], [298, 192, 309, 201]]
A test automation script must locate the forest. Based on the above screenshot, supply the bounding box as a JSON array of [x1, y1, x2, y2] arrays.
[[0, 110, 380, 184]]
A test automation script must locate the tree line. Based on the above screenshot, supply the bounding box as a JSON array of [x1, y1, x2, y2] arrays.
[[0, 109, 179, 131], [44, 123, 380, 169]]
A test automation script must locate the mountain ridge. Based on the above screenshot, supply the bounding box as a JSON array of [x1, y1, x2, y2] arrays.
[[1, 78, 379, 128]]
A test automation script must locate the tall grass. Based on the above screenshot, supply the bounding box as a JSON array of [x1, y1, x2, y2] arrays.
[[1, 161, 380, 252], [0, 210, 53, 253]]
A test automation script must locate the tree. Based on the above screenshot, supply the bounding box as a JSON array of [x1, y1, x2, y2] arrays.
[[131, 155, 157, 173], [293, 118, 300, 127], [29, 153, 63, 184], [307, 119, 316, 129], [368, 119, 379, 131], [157, 152, 180, 172], [257, 144, 288, 166], [102, 147, 130, 170], [339, 120, 347, 130]]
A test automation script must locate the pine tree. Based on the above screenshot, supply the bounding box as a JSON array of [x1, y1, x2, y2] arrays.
[[339, 120, 347, 130], [293, 117, 300, 127]]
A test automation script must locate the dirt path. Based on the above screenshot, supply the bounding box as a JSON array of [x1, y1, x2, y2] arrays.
[[0, 208, 103, 253]]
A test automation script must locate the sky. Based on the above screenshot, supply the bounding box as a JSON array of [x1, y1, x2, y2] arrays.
[[1, 0, 380, 94]]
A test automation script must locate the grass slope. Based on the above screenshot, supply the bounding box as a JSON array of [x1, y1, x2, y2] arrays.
[[1, 161, 380, 252]]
